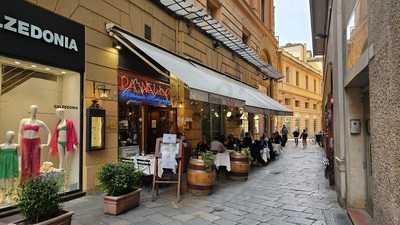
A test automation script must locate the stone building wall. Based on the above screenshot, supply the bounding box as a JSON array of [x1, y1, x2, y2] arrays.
[[368, 0, 400, 224], [25, 0, 278, 191]]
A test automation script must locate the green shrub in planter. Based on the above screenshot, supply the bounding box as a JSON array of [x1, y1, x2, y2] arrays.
[[16, 175, 62, 224], [98, 162, 142, 196]]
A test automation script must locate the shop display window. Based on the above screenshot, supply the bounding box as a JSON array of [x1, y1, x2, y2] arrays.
[[0, 56, 81, 209]]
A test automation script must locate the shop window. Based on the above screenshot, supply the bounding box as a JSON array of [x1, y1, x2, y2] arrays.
[[295, 100, 300, 107], [144, 24, 152, 41], [285, 98, 291, 105], [295, 118, 301, 130], [240, 112, 249, 137], [285, 67, 290, 83], [0, 57, 81, 209], [305, 102, 309, 109], [296, 71, 299, 86], [305, 119, 310, 131]]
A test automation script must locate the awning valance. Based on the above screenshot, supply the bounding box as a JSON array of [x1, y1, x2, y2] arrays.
[[107, 24, 292, 116]]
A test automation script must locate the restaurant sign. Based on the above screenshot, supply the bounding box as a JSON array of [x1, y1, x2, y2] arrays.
[[118, 70, 171, 106]]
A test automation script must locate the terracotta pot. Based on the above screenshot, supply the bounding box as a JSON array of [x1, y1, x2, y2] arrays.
[[103, 188, 142, 215], [12, 210, 73, 225]]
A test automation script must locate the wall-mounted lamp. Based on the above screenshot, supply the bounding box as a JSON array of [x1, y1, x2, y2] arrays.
[[315, 33, 328, 40], [213, 40, 222, 49], [113, 41, 122, 50], [93, 82, 111, 99]]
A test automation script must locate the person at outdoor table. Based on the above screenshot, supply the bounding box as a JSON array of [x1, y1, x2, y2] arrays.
[[210, 135, 226, 153], [273, 131, 282, 145], [242, 132, 253, 148], [225, 134, 240, 150], [195, 136, 209, 155], [250, 138, 267, 166]]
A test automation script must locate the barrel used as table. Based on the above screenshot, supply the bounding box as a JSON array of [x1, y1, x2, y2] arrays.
[[187, 159, 216, 195], [228, 152, 250, 181]]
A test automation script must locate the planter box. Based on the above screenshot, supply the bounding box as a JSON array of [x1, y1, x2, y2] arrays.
[[103, 188, 142, 215], [12, 210, 73, 225]]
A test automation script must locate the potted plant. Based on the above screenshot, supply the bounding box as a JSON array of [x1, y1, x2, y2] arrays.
[[98, 162, 142, 215], [13, 174, 73, 225]]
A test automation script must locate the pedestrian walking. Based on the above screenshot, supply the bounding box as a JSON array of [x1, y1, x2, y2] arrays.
[[300, 129, 308, 149], [292, 129, 300, 147], [281, 124, 288, 147]]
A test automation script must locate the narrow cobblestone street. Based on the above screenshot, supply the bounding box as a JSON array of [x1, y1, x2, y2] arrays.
[[65, 143, 352, 225]]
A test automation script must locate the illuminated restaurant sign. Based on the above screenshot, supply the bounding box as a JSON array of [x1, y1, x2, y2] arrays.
[[118, 70, 171, 106]]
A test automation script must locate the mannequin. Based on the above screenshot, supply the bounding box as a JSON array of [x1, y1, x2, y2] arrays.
[[18, 105, 51, 183], [0, 131, 19, 203], [50, 108, 78, 169]]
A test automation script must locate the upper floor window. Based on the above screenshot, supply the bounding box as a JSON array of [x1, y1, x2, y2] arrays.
[[313, 104, 317, 110], [295, 100, 300, 107], [207, 0, 221, 19], [242, 27, 251, 44], [305, 102, 309, 109], [260, 0, 266, 22], [313, 79, 317, 92], [296, 71, 299, 86], [346, 0, 368, 70], [285, 98, 291, 105], [305, 75, 309, 90], [285, 67, 290, 83]]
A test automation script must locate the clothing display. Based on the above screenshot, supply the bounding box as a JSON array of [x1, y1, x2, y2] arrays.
[[21, 138, 41, 180], [50, 119, 78, 154], [0, 145, 19, 179]]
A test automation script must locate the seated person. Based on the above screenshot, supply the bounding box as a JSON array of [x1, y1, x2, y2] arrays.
[[195, 136, 209, 157], [250, 139, 267, 166], [225, 134, 240, 150], [242, 132, 253, 148], [210, 135, 226, 153]]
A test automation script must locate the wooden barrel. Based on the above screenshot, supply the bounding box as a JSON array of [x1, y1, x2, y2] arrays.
[[187, 159, 216, 195], [229, 152, 250, 181]]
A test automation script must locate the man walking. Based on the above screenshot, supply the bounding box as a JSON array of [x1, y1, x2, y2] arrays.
[[293, 129, 300, 147], [300, 129, 308, 149], [281, 124, 288, 147]]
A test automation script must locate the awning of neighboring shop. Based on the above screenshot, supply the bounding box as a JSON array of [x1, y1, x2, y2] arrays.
[[106, 24, 292, 116], [310, 0, 330, 56]]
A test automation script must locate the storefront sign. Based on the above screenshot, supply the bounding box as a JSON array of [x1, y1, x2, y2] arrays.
[[118, 70, 171, 106], [0, 1, 85, 72], [209, 94, 245, 108]]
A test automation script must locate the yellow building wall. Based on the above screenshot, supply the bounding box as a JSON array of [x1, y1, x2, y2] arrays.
[[275, 49, 323, 137], [26, 0, 279, 191]]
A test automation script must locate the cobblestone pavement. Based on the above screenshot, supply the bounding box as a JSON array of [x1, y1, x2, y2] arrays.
[[65, 143, 352, 225]]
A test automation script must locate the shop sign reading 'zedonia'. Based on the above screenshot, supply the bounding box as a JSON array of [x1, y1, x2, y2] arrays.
[[0, 1, 85, 72], [118, 70, 171, 106]]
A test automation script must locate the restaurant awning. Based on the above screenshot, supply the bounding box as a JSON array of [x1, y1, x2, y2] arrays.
[[106, 24, 292, 116]]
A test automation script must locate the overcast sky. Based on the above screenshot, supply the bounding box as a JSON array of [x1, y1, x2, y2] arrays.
[[275, 0, 313, 50]]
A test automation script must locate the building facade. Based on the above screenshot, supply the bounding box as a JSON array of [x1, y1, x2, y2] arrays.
[[275, 43, 323, 136], [0, 0, 290, 212], [310, 0, 400, 224]]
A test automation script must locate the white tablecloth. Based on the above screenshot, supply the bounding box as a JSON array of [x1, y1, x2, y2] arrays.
[[214, 152, 231, 171], [261, 148, 269, 162], [272, 144, 282, 154]]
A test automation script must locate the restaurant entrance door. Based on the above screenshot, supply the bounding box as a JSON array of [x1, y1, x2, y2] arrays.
[[146, 106, 177, 154]]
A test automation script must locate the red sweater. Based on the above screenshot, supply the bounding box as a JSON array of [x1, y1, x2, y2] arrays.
[[50, 119, 78, 154]]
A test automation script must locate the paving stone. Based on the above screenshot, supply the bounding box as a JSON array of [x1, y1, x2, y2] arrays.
[[63, 144, 349, 225]]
